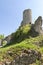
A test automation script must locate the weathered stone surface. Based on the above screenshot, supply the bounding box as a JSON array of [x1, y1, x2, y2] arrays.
[[0, 49, 42, 65], [1, 9, 43, 45], [21, 9, 32, 26], [12, 49, 41, 65], [5, 61, 11, 65], [4, 35, 12, 44], [34, 16, 43, 34]]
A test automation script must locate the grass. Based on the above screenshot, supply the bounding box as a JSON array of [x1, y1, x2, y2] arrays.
[[0, 36, 43, 61], [0, 24, 43, 64]]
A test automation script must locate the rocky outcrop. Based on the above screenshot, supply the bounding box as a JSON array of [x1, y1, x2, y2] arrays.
[[34, 16, 43, 34], [3, 16, 43, 45], [0, 49, 41, 65], [0, 9, 43, 45], [12, 49, 41, 65], [4, 35, 12, 44]]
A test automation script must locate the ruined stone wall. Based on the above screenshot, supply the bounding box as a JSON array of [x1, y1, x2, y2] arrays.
[[21, 9, 32, 26], [34, 16, 43, 34]]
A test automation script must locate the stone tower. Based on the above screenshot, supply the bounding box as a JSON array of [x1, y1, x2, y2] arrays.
[[21, 9, 32, 26]]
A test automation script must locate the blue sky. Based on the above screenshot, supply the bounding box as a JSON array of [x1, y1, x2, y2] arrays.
[[0, 0, 43, 36]]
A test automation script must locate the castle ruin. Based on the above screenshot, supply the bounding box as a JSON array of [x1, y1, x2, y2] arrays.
[[21, 9, 43, 35], [0, 9, 43, 47], [21, 9, 32, 26], [34, 16, 43, 34]]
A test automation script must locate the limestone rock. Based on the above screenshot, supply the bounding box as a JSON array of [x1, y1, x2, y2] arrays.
[[34, 16, 43, 34], [12, 49, 41, 65]]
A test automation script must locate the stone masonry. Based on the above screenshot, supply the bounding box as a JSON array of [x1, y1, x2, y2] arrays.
[[1, 9, 43, 45], [21, 9, 32, 26], [21, 9, 43, 35]]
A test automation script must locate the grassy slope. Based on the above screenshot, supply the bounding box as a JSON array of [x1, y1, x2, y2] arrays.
[[0, 24, 43, 64]]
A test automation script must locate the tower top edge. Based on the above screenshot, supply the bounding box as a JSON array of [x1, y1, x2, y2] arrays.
[[23, 9, 32, 13]]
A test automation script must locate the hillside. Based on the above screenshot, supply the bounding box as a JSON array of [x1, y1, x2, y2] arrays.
[[5, 24, 38, 46], [0, 24, 43, 65]]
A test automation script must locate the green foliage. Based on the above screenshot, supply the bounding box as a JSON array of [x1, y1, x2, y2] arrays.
[[36, 60, 41, 65], [0, 24, 43, 64], [11, 24, 32, 43], [0, 34, 4, 39], [20, 24, 31, 34], [0, 34, 43, 61], [10, 24, 39, 44], [2, 40, 7, 46]]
